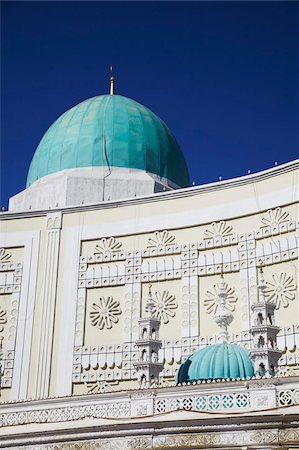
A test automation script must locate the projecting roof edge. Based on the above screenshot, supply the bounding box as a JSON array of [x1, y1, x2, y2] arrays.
[[2, 159, 298, 219]]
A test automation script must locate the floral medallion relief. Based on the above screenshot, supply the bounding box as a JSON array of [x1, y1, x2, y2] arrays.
[[204, 279, 238, 315], [150, 290, 178, 324], [264, 272, 296, 309], [89, 296, 122, 330]]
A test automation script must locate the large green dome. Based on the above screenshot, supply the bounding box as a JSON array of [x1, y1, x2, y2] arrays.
[[176, 344, 254, 384], [26, 95, 190, 188]]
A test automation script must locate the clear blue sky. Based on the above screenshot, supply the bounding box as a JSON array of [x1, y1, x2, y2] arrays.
[[1, 1, 298, 206]]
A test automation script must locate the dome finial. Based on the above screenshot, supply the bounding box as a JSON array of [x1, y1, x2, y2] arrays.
[[109, 65, 115, 95]]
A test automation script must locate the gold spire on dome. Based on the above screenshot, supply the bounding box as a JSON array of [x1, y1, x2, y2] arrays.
[[109, 65, 115, 95]]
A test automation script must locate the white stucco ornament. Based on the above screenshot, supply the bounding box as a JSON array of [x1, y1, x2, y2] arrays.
[[264, 273, 296, 309], [151, 290, 177, 324], [94, 237, 122, 253], [204, 279, 237, 314], [204, 221, 233, 239], [147, 230, 175, 248], [260, 207, 290, 227], [89, 296, 121, 329]]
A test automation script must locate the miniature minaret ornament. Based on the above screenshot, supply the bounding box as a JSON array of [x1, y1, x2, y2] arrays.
[[213, 274, 234, 343], [109, 65, 115, 95], [250, 263, 282, 376], [133, 284, 164, 388]]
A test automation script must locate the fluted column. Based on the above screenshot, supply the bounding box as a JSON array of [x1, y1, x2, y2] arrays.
[[35, 212, 61, 398]]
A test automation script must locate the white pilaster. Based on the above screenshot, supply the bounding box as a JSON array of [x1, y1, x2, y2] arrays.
[[35, 212, 62, 398], [55, 225, 81, 397]]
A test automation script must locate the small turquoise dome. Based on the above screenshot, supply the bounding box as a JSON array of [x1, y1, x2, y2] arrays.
[[27, 95, 190, 188], [176, 344, 254, 383]]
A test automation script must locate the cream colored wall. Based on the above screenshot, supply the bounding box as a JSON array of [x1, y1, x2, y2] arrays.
[[0, 292, 13, 401], [262, 262, 298, 325], [0, 217, 44, 400], [85, 285, 125, 346], [199, 272, 241, 337], [0, 162, 298, 400], [141, 280, 182, 341]]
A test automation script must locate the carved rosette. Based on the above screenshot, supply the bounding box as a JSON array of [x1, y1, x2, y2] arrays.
[[204, 221, 233, 239], [264, 273, 296, 309], [260, 207, 290, 227], [90, 297, 121, 330], [151, 290, 177, 324], [204, 281, 237, 314], [94, 237, 122, 253], [147, 230, 175, 248]]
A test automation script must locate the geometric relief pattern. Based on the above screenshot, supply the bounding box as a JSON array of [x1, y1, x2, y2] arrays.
[[204, 280, 237, 314], [277, 389, 299, 406], [264, 273, 296, 309], [155, 392, 249, 413], [151, 290, 177, 324], [76, 215, 298, 387], [94, 237, 122, 253], [0, 383, 296, 427], [204, 221, 233, 239], [147, 230, 176, 248], [0, 251, 22, 389], [0, 402, 131, 427], [89, 297, 121, 330], [261, 207, 290, 227]]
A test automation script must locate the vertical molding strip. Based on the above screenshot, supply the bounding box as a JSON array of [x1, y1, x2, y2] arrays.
[[35, 212, 61, 399], [55, 226, 81, 397]]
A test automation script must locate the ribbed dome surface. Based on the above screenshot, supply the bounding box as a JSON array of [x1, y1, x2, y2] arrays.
[[27, 95, 190, 188], [176, 344, 254, 383]]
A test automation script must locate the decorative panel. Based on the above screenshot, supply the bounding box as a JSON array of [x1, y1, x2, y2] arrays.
[[70, 211, 298, 393]]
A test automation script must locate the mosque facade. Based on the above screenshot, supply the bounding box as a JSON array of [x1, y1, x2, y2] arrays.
[[0, 79, 299, 449]]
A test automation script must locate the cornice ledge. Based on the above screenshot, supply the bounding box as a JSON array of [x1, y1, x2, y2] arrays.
[[1, 160, 298, 220]]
